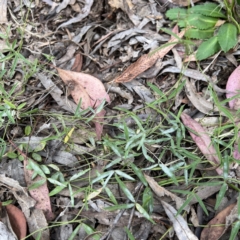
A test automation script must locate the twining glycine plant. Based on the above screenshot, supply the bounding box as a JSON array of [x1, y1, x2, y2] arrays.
[[166, 2, 239, 60]]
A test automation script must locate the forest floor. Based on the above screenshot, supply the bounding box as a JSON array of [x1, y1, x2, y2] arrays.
[[1, 0, 240, 239]]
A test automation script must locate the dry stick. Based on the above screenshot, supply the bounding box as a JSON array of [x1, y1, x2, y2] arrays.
[[99, 182, 143, 240]]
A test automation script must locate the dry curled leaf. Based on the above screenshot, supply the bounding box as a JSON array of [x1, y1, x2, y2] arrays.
[[57, 68, 110, 139], [181, 112, 223, 175], [113, 26, 185, 83]]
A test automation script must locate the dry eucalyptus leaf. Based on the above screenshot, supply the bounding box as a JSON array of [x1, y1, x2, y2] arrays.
[[181, 112, 223, 175], [113, 26, 185, 83], [57, 68, 110, 139]]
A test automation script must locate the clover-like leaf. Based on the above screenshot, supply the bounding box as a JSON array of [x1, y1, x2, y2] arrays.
[[190, 3, 226, 18], [196, 36, 220, 60], [217, 23, 238, 53], [185, 28, 214, 39]]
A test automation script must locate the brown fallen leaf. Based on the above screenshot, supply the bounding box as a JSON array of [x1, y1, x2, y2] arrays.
[[5, 204, 27, 240], [57, 68, 110, 139], [113, 25, 185, 83], [200, 203, 236, 240], [181, 112, 223, 175]]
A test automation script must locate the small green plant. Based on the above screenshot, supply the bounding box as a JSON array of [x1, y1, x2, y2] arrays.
[[166, 2, 239, 60]]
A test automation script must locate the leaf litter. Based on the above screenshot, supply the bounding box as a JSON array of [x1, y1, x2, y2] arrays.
[[1, 0, 240, 239]]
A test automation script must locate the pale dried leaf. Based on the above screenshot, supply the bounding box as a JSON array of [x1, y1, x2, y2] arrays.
[[27, 209, 50, 240], [0, 174, 26, 192], [185, 78, 218, 115], [57, 0, 93, 29], [181, 112, 223, 175], [56, 0, 71, 13], [113, 26, 185, 83], [200, 203, 236, 240], [161, 201, 198, 240], [36, 73, 77, 113], [0, 222, 17, 240], [13, 191, 36, 218], [0, 0, 7, 23], [144, 174, 189, 211], [189, 184, 221, 205]]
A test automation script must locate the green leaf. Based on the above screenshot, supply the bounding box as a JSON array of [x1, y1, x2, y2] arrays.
[[215, 182, 228, 210], [142, 187, 153, 213], [69, 169, 90, 181], [32, 152, 42, 162], [105, 187, 118, 205], [230, 221, 240, 240], [81, 223, 100, 240], [130, 163, 148, 186], [115, 174, 135, 203], [2, 200, 13, 206], [3, 99, 16, 109], [17, 102, 26, 110], [49, 185, 66, 196], [7, 152, 18, 159], [196, 36, 220, 60], [217, 23, 238, 53], [104, 203, 135, 211], [159, 163, 179, 186], [166, 8, 187, 20], [180, 14, 217, 29], [185, 28, 214, 39], [190, 3, 226, 18], [115, 170, 135, 181], [135, 203, 155, 224], [33, 141, 46, 152], [25, 126, 31, 136], [124, 227, 135, 240], [40, 165, 50, 174], [47, 178, 67, 186], [69, 224, 81, 240], [28, 160, 45, 177], [28, 178, 46, 190]]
